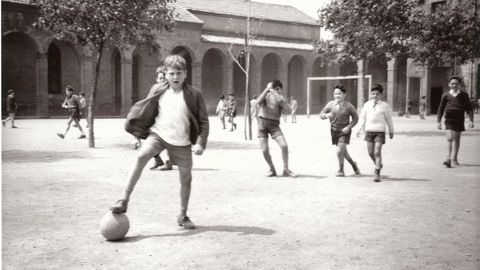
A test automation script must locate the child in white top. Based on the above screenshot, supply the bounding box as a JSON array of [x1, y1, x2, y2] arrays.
[[356, 84, 394, 182]]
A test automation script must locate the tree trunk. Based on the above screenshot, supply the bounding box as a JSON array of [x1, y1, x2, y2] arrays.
[[87, 42, 105, 148], [244, 49, 252, 140]]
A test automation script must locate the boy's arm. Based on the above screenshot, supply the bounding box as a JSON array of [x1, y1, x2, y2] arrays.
[[465, 93, 474, 124], [319, 102, 332, 119], [256, 86, 270, 104], [348, 103, 359, 128], [193, 91, 210, 153], [437, 94, 447, 128], [384, 104, 394, 137], [356, 105, 367, 136]]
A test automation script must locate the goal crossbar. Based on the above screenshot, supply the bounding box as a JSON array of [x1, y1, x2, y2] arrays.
[[306, 74, 372, 117]]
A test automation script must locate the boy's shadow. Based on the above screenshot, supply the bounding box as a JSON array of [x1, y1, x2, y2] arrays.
[[122, 225, 276, 243], [356, 174, 431, 182], [293, 174, 327, 179]]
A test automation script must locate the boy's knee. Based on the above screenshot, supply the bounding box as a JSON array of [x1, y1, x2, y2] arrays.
[[374, 151, 381, 158]]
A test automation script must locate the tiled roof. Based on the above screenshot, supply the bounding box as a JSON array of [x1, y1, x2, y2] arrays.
[[201, 34, 314, 51], [176, 0, 319, 26], [172, 4, 204, 24]]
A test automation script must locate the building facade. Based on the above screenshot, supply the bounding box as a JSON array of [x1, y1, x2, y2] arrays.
[[2, 0, 478, 117]]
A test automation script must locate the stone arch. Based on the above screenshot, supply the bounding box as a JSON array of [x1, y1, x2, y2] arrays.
[[2, 32, 38, 116], [261, 53, 282, 88], [287, 55, 306, 113], [202, 48, 225, 114], [310, 57, 329, 113]]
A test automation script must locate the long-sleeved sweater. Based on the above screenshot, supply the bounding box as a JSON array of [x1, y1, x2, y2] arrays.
[[358, 100, 394, 133], [437, 91, 473, 122]]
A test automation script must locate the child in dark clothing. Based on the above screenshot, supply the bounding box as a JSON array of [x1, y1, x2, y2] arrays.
[[3, 89, 18, 128], [437, 76, 474, 167]]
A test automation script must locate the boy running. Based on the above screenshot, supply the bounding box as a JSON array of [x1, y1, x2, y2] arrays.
[[437, 76, 474, 167], [3, 89, 18, 128], [356, 84, 394, 182], [57, 86, 86, 139], [320, 85, 360, 176], [255, 80, 296, 177], [110, 55, 209, 229]]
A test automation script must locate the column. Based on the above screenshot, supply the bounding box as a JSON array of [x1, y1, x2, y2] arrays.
[[223, 60, 234, 95], [36, 53, 49, 117], [387, 59, 396, 111], [120, 58, 133, 116], [192, 62, 202, 90], [420, 67, 431, 115], [356, 60, 366, 111]]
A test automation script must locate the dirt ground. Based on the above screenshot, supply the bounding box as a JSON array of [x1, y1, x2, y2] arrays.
[[2, 115, 480, 269]]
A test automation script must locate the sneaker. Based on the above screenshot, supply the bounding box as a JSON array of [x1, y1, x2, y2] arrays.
[[352, 162, 361, 175], [150, 156, 165, 170], [110, 199, 129, 213], [373, 169, 381, 182], [177, 215, 196, 229], [159, 160, 173, 171], [11, 126, 18, 128], [283, 169, 297, 178], [73, 124, 78, 128], [336, 170, 345, 177], [57, 133, 65, 139], [266, 169, 277, 177], [452, 160, 459, 166], [443, 160, 451, 168], [78, 135, 86, 139]]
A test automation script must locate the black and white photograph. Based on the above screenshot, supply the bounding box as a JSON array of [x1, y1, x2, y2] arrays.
[[2, 0, 479, 269]]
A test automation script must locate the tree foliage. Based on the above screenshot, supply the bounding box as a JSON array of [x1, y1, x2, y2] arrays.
[[317, 0, 480, 66], [32, 0, 176, 147]]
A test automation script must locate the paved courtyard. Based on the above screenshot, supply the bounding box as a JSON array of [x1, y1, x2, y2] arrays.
[[2, 115, 480, 269]]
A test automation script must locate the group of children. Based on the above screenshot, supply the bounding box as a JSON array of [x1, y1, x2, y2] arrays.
[[56, 86, 87, 139], [215, 93, 237, 131]]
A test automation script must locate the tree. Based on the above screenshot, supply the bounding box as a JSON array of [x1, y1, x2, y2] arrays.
[[409, 0, 480, 68], [32, 0, 176, 147]]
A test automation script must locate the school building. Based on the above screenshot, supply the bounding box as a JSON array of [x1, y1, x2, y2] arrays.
[[2, 0, 479, 117]]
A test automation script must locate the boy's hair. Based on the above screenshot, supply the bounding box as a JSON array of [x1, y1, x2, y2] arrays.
[[156, 65, 166, 75], [448, 76, 462, 84], [229, 92, 235, 96], [7, 89, 14, 95], [333, 85, 346, 93], [371, 84, 384, 94], [80, 92, 86, 97], [421, 96, 426, 99], [271, 79, 283, 90], [65, 85, 74, 92], [220, 95, 225, 99], [164, 55, 186, 71]]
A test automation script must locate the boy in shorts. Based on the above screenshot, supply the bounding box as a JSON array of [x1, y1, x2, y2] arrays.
[[437, 76, 474, 167], [254, 80, 296, 177], [356, 84, 394, 182], [3, 89, 18, 128], [110, 55, 209, 229], [57, 86, 86, 139], [320, 85, 360, 176]]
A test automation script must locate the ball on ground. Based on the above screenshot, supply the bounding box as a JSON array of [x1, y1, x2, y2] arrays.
[[99, 211, 130, 241]]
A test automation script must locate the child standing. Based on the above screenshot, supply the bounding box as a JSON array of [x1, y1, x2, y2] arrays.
[[57, 86, 86, 139], [437, 76, 474, 167], [255, 80, 296, 177], [227, 93, 237, 131], [320, 85, 360, 176], [216, 95, 228, 129], [356, 84, 394, 182], [290, 96, 298, 123], [3, 89, 18, 128], [419, 96, 426, 120], [110, 55, 209, 230]]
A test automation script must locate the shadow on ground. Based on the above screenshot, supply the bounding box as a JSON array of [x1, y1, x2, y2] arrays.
[[356, 174, 431, 181], [2, 150, 86, 163], [120, 225, 276, 243], [207, 141, 258, 150], [396, 130, 480, 137]]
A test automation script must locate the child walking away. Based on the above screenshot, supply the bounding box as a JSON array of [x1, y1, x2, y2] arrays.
[[3, 89, 18, 128], [290, 96, 298, 123], [216, 95, 228, 129], [110, 55, 209, 230], [356, 84, 394, 182], [227, 93, 237, 131], [437, 76, 474, 168], [419, 96, 426, 120], [320, 85, 360, 177], [255, 80, 296, 177], [57, 86, 86, 139], [78, 92, 88, 127]]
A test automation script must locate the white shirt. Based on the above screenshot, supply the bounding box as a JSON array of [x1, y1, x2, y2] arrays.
[[358, 100, 394, 133], [449, 89, 460, 97], [150, 87, 190, 146]]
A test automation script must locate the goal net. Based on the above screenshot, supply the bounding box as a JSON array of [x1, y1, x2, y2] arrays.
[[306, 75, 372, 117]]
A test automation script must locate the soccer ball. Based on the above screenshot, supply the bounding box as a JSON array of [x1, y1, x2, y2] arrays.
[[99, 211, 130, 241]]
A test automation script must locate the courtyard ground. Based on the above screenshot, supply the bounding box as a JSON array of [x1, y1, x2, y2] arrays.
[[2, 115, 480, 269]]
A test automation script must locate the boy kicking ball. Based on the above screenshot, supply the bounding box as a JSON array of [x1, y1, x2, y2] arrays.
[[110, 55, 209, 230]]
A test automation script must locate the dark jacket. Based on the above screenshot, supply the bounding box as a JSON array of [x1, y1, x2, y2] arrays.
[[125, 82, 209, 148]]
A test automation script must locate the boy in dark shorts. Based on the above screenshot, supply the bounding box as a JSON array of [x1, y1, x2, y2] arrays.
[[254, 80, 296, 177], [57, 86, 86, 139], [110, 55, 209, 230], [437, 76, 474, 167], [356, 84, 394, 182], [320, 85, 360, 176], [3, 89, 18, 128]]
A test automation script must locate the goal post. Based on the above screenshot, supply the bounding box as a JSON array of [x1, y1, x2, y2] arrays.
[[306, 75, 372, 117]]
